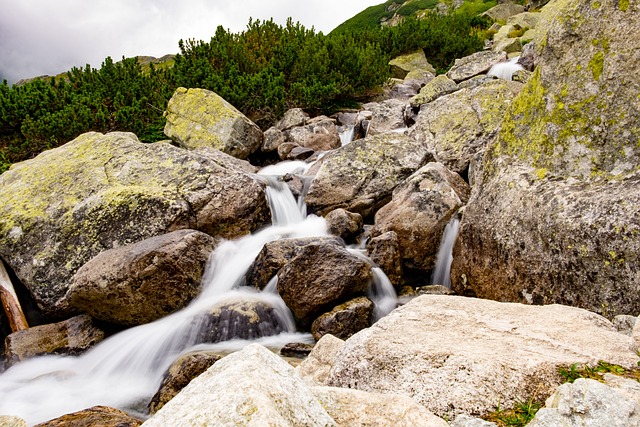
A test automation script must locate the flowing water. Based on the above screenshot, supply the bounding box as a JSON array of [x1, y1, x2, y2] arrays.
[[431, 217, 461, 288], [0, 164, 397, 425], [339, 125, 355, 146], [487, 57, 524, 81]]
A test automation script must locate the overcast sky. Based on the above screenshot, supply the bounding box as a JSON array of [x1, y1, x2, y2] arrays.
[[0, 0, 382, 84]]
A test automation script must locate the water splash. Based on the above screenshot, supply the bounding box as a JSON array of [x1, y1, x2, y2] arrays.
[[431, 217, 460, 288], [339, 125, 355, 146], [487, 57, 524, 81]]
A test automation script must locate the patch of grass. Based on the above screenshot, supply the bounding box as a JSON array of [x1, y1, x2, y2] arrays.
[[558, 359, 640, 384], [507, 27, 527, 38], [485, 398, 543, 427]]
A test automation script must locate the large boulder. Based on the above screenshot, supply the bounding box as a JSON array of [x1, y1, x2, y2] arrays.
[[446, 51, 508, 83], [4, 314, 105, 367], [371, 163, 469, 274], [322, 295, 638, 420], [283, 116, 341, 152], [164, 87, 263, 159], [305, 133, 432, 218], [451, 0, 640, 317], [66, 230, 217, 326], [388, 50, 436, 79], [362, 99, 408, 135], [0, 132, 269, 318], [141, 344, 337, 427], [408, 79, 523, 176], [409, 74, 458, 108], [277, 242, 373, 326]]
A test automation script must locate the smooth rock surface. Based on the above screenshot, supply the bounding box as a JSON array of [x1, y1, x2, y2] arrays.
[[323, 295, 638, 419], [33, 406, 142, 427], [0, 132, 269, 318], [366, 231, 404, 288], [297, 334, 346, 386], [142, 344, 337, 427], [164, 87, 263, 159], [4, 314, 104, 367], [67, 230, 216, 325]]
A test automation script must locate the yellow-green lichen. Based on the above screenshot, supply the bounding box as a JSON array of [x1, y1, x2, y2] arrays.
[[588, 51, 605, 81], [619, 0, 629, 11], [535, 168, 548, 179]]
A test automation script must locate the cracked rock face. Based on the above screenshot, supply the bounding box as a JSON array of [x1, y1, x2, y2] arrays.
[[0, 132, 270, 318]]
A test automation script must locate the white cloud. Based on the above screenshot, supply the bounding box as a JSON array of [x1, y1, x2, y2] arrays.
[[0, 0, 382, 84]]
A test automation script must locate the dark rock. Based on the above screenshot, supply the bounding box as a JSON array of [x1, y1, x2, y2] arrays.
[[311, 296, 374, 341], [280, 342, 315, 358], [367, 231, 404, 288], [33, 405, 142, 427], [325, 209, 363, 242]]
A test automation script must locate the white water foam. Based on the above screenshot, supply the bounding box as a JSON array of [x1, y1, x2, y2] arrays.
[[487, 57, 524, 81], [431, 217, 460, 288]]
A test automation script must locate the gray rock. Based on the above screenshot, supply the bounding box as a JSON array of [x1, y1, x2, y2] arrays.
[[446, 51, 508, 83], [0, 132, 269, 318], [277, 242, 372, 326], [149, 352, 222, 414], [297, 334, 346, 386], [409, 74, 458, 107], [311, 296, 374, 341], [481, 3, 526, 21], [276, 108, 308, 131], [66, 230, 216, 326], [305, 133, 432, 218], [4, 315, 105, 367], [409, 79, 523, 175], [451, 0, 640, 317], [141, 344, 337, 427], [388, 50, 436, 79], [613, 315, 637, 336], [371, 163, 469, 273], [528, 378, 640, 427], [284, 116, 341, 152], [361, 99, 408, 135], [323, 295, 638, 420], [450, 415, 498, 427], [164, 87, 263, 159], [262, 127, 286, 152]]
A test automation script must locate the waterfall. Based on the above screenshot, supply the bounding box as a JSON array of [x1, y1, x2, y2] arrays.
[[369, 267, 397, 320], [487, 57, 524, 81], [431, 217, 460, 288], [339, 125, 355, 146], [0, 164, 397, 425]]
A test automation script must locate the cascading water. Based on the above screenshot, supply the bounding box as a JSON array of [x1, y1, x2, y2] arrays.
[[431, 217, 461, 288], [339, 125, 355, 146], [487, 57, 524, 81], [0, 163, 397, 425]]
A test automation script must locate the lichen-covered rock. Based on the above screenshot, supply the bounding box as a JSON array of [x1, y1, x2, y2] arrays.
[[446, 51, 508, 83], [261, 127, 286, 152], [305, 133, 432, 218], [164, 87, 263, 159], [283, 116, 340, 152], [409, 79, 523, 175], [324, 295, 638, 420], [33, 406, 142, 427], [277, 242, 373, 326], [388, 50, 435, 79], [276, 108, 308, 131], [244, 237, 343, 290], [361, 99, 407, 136], [507, 11, 541, 30], [66, 230, 217, 326], [141, 344, 337, 427], [451, 0, 640, 318], [4, 315, 105, 367], [325, 209, 363, 242], [0, 132, 269, 318], [0, 416, 27, 427], [481, 3, 526, 21], [311, 296, 374, 341], [527, 377, 640, 427], [149, 352, 222, 414], [366, 231, 404, 288], [371, 163, 469, 274], [409, 74, 458, 107]]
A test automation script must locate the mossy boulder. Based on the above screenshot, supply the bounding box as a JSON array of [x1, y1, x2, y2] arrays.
[[305, 133, 433, 218], [451, 0, 640, 317], [409, 79, 523, 176], [164, 87, 263, 159], [0, 132, 269, 318], [409, 74, 459, 107], [388, 50, 436, 79], [446, 50, 508, 83]]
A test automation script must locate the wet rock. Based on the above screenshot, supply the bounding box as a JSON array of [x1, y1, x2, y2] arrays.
[[305, 133, 432, 218], [149, 352, 222, 414], [311, 296, 374, 341], [280, 342, 314, 358], [66, 230, 217, 326], [164, 87, 263, 159], [287, 146, 314, 161], [409, 74, 459, 107], [245, 237, 343, 291], [0, 132, 269, 318], [325, 209, 363, 242], [277, 242, 372, 326], [371, 163, 469, 273], [366, 231, 404, 288], [388, 50, 436, 79], [517, 42, 536, 71], [451, 0, 640, 318], [527, 377, 640, 427], [33, 406, 142, 427], [284, 116, 341, 152], [409, 79, 523, 175], [142, 344, 337, 427], [4, 315, 105, 367], [415, 285, 455, 295], [323, 295, 638, 420], [446, 51, 508, 83], [194, 299, 291, 344]]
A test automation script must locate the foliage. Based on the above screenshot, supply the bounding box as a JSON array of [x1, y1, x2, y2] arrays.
[[558, 360, 640, 383], [485, 399, 543, 427]]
